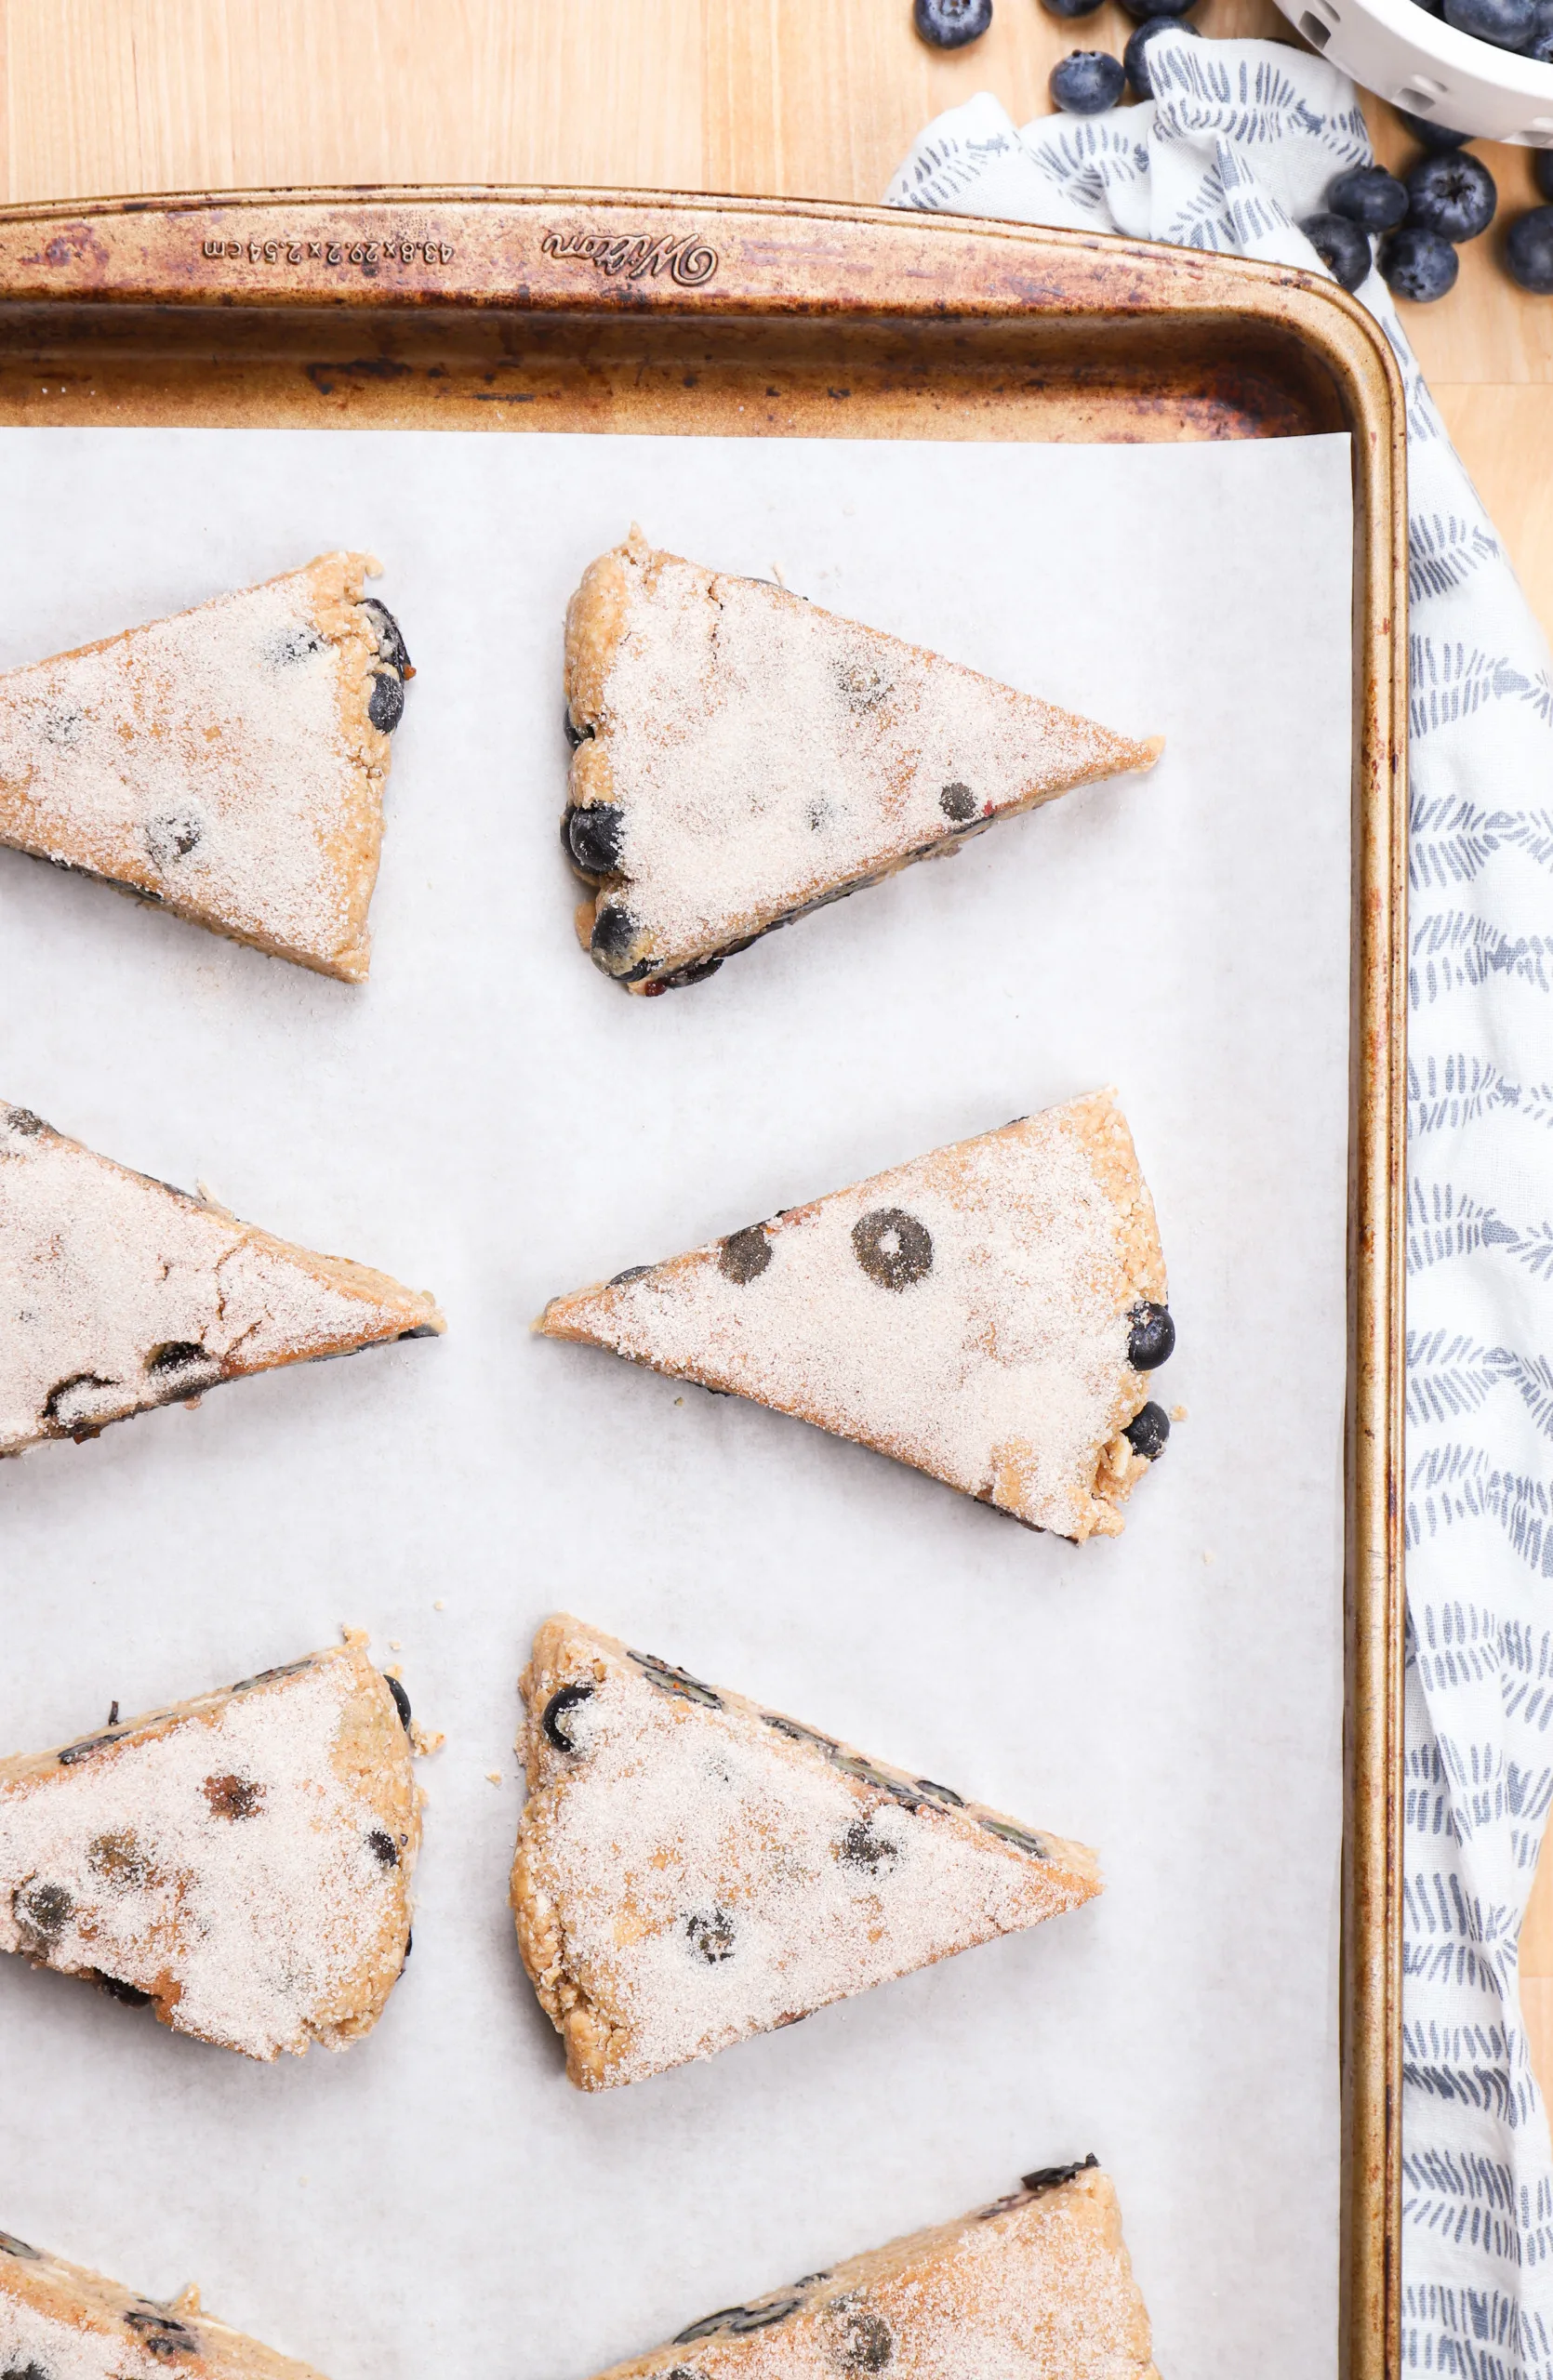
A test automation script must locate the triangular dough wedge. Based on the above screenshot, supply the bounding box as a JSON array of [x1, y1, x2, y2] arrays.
[[586, 2161, 1158, 2378], [0, 2229, 329, 2377], [0, 1099, 444, 1458], [0, 1635, 420, 2060], [511, 1616, 1100, 2091], [537, 1088, 1174, 1542], [0, 552, 412, 979], [563, 527, 1162, 990]]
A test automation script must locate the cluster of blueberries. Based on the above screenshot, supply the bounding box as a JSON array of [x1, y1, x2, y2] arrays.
[[911, 0, 1553, 298]]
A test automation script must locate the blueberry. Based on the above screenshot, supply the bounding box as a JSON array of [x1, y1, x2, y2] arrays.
[[839, 1814, 901, 1873], [1395, 105, 1469, 149], [1506, 205, 1553, 290], [1444, 0, 1537, 36], [203, 1773, 266, 1820], [366, 1828, 399, 1868], [762, 1712, 841, 1752], [629, 1651, 724, 1710], [851, 1207, 934, 1289], [564, 803, 625, 875], [719, 1224, 773, 1284], [366, 670, 405, 733], [608, 1264, 652, 1286], [1118, 0, 1196, 20], [939, 781, 978, 820], [590, 903, 641, 975], [1023, 2152, 1100, 2192], [913, 1776, 965, 1806], [362, 598, 412, 680], [1051, 49, 1125, 109], [1379, 225, 1460, 298], [1123, 16, 1200, 97], [1406, 151, 1497, 240], [830, 2306, 895, 2371], [1522, 16, 1553, 51], [1536, 148, 1553, 203], [541, 1682, 595, 1751], [1124, 1400, 1172, 1461], [145, 1340, 208, 1378], [386, 1674, 413, 1732], [913, 0, 992, 43], [123, 2308, 201, 2356], [93, 1970, 153, 2006], [1042, 0, 1105, 17], [980, 1817, 1048, 1858], [1300, 211, 1374, 291], [684, 1907, 737, 1963], [13, 1881, 72, 1937], [1328, 165, 1410, 231], [1126, 1302, 1175, 1369]]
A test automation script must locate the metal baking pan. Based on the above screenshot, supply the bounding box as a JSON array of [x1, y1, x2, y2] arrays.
[[0, 186, 1408, 2380]]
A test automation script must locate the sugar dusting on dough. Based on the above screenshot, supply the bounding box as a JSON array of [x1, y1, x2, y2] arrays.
[[538, 1092, 1165, 1541], [0, 554, 392, 976], [0, 2237, 329, 2377], [512, 1619, 1099, 2090], [0, 1645, 417, 2061], [566, 534, 1161, 975], [591, 2167, 1160, 2379], [0, 1101, 444, 1457]]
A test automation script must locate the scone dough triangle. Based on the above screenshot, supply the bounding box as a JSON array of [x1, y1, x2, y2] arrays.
[[511, 1616, 1101, 2091], [0, 552, 411, 979], [563, 527, 1162, 989], [0, 1635, 419, 2060], [0, 1099, 444, 1458], [538, 1088, 1174, 1542], [585, 2162, 1160, 2379], [0, 2229, 330, 2376]]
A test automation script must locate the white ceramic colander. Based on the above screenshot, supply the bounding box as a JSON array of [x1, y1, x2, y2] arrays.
[[1276, 0, 1553, 142]]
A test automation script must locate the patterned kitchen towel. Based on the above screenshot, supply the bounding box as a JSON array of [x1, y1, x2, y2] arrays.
[[888, 40, 1553, 2377]]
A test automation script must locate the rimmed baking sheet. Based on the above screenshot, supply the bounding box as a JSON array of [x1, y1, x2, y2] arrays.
[[0, 423, 1351, 2378]]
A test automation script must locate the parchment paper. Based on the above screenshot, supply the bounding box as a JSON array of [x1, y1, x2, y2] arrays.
[[0, 426, 1353, 2380]]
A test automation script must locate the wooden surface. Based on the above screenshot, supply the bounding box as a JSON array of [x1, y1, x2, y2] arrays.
[[0, 0, 1549, 2127]]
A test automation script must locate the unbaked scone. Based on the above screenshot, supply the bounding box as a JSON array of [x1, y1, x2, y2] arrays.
[[536, 1088, 1175, 1542], [511, 1616, 1099, 2091], [0, 1634, 420, 2060], [0, 552, 411, 979], [563, 526, 1162, 990], [0, 2229, 329, 2377], [584, 2160, 1159, 2377], [0, 1098, 444, 1458]]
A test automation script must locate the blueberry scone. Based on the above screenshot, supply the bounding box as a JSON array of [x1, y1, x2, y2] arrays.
[[0, 2229, 329, 2377], [537, 1089, 1175, 1542], [511, 1616, 1099, 2091], [0, 1099, 444, 1458], [563, 526, 1162, 990], [0, 1634, 420, 2060], [0, 553, 412, 979], [584, 2161, 1158, 2377]]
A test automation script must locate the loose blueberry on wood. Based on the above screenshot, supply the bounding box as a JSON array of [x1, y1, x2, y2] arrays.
[[1123, 15, 1199, 95], [1395, 105, 1468, 150], [1328, 165, 1409, 231], [542, 1682, 596, 1750], [1406, 151, 1497, 241], [1042, 0, 1107, 18], [720, 1223, 773, 1284], [852, 1207, 934, 1290], [566, 803, 626, 875], [1051, 49, 1126, 110], [1124, 1401, 1172, 1461], [912, 0, 992, 46], [1127, 1302, 1175, 1368], [1380, 225, 1460, 299], [386, 1674, 413, 1731], [1300, 212, 1373, 291], [1118, 0, 1196, 20], [1506, 206, 1553, 291]]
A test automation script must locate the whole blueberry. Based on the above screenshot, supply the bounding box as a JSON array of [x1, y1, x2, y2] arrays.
[[1380, 224, 1460, 299], [1124, 1402, 1172, 1461], [913, 0, 992, 44], [1042, 0, 1106, 18], [1406, 150, 1497, 241], [1394, 106, 1468, 150], [1535, 149, 1553, 204], [1506, 205, 1553, 291], [1117, 0, 1196, 20], [1444, 0, 1537, 39], [1051, 49, 1125, 110], [1523, 17, 1553, 51], [1300, 211, 1374, 290], [1328, 165, 1410, 231], [1123, 14, 1200, 95]]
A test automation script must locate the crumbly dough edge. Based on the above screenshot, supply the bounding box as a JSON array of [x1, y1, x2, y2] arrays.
[[0, 2233, 332, 2377]]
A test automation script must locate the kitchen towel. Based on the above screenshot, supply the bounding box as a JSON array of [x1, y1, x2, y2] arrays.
[[889, 39, 1553, 2377]]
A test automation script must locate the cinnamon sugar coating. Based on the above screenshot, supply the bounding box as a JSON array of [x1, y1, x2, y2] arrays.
[[537, 1089, 1168, 1542], [0, 1099, 444, 1459], [0, 552, 405, 980], [511, 1616, 1100, 2091], [587, 2163, 1159, 2379], [0, 1635, 420, 2060], [0, 2232, 330, 2377], [562, 527, 1162, 991]]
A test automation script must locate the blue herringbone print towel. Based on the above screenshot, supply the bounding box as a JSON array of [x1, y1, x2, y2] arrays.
[[889, 39, 1553, 2376]]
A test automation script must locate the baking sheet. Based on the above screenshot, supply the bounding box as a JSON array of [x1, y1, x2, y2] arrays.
[[0, 426, 1352, 2380]]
